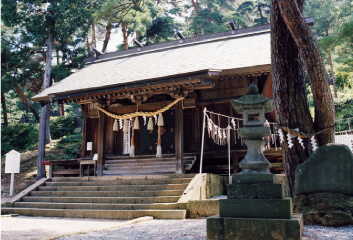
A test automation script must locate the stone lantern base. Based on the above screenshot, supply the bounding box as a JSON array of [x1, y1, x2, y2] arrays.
[[206, 173, 303, 240]]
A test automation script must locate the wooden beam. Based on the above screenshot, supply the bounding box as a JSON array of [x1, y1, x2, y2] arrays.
[[96, 110, 106, 176], [107, 100, 173, 114], [175, 101, 184, 174]]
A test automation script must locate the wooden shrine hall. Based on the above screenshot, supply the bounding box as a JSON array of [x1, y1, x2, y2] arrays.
[[32, 23, 285, 177]]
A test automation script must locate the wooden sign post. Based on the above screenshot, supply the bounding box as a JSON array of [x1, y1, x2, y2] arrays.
[[5, 150, 21, 197]]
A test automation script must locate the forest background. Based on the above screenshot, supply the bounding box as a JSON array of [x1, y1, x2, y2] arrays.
[[1, 0, 352, 160]]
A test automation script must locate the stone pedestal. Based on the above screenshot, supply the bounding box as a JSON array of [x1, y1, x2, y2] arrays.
[[207, 174, 303, 240], [207, 84, 303, 239]]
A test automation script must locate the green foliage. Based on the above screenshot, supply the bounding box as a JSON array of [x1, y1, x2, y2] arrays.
[[59, 134, 82, 144], [145, 16, 175, 44], [50, 115, 76, 139], [62, 143, 81, 159], [1, 123, 38, 155]]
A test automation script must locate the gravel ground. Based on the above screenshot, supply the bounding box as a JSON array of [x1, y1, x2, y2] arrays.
[[2, 216, 353, 240], [58, 219, 353, 240], [1, 216, 127, 240]]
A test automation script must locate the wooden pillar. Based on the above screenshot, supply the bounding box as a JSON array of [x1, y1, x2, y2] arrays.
[[81, 105, 87, 157], [175, 102, 184, 174], [97, 110, 106, 176], [194, 106, 201, 152]]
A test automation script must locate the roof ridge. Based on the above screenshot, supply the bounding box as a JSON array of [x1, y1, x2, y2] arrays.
[[84, 24, 271, 65]]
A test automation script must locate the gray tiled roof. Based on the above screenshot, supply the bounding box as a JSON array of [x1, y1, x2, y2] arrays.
[[32, 29, 271, 101]]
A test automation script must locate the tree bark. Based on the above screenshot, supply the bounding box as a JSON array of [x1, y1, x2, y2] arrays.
[[122, 22, 128, 50], [328, 52, 337, 98], [276, 0, 335, 145], [37, 26, 54, 179], [91, 24, 97, 48], [1, 92, 9, 127], [59, 103, 65, 116], [102, 23, 112, 53], [271, 0, 315, 196], [45, 103, 52, 144], [14, 85, 40, 122]]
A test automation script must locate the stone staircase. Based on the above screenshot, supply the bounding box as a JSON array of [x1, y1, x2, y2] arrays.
[[103, 155, 197, 175], [2, 174, 196, 220]]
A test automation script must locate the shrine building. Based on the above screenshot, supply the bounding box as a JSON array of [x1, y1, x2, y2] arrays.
[[32, 23, 286, 177]]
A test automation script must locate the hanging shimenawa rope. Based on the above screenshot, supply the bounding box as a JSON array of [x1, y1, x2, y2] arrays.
[[280, 125, 335, 138], [96, 97, 185, 120]]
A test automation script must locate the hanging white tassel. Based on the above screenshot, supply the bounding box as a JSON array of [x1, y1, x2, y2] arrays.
[[278, 129, 285, 144], [231, 118, 236, 129], [119, 119, 123, 130], [123, 119, 129, 132], [287, 133, 294, 148], [311, 136, 318, 151], [157, 113, 164, 126], [133, 117, 140, 130], [113, 119, 119, 131], [156, 145, 162, 157], [298, 137, 305, 149], [147, 117, 154, 131]]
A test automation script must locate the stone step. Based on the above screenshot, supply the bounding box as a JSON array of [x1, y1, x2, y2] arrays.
[[104, 158, 176, 164], [49, 174, 195, 182], [103, 169, 176, 175], [45, 178, 192, 186], [104, 156, 196, 164], [1, 208, 186, 220], [38, 183, 189, 192], [30, 190, 184, 197], [104, 163, 193, 170], [104, 162, 176, 169], [105, 154, 175, 160], [21, 196, 180, 204], [13, 202, 179, 210], [104, 165, 176, 171]]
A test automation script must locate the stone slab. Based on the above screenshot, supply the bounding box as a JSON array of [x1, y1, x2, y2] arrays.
[[232, 173, 276, 184], [187, 200, 219, 218], [207, 215, 225, 240], [256, 183, 284, 199], [227, 184, 256, 199], [295, 143, 353, 195], [207, 214, 303, 240], [227, 183, 284, 199], [219, 198, 292, 219]]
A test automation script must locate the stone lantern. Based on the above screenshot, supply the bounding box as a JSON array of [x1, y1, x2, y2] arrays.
[[206, 84, 303, 240], [230, 83, 273, 174]]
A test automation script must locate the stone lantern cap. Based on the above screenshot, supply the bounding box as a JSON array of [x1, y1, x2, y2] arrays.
[[230, 83, 273, 114]]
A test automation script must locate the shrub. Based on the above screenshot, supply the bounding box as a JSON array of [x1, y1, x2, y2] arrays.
[[1, 123, 38, 155], [62, 142, 81, 159], [59, 134, 82, 144], [50, 115, 76, 139]]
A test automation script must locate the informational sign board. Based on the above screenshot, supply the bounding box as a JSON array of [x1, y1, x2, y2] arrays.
[[5, 150, 21, 174], [93, 154, 98, 160], [123, 127, 131, 155], [87, 142, 93, 151]]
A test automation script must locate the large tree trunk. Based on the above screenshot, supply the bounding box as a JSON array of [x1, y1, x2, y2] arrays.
[[59, 103, 65, 116], [14, 85, 40, 122], [37, 27, 54, 180], [102, 23, 112, 53], [1, 92, 8, 127], [328, 52, 337, 98], [277, 0, 335, 145], [271, 0, 315, 196], [122, 22, 128, 50], [91, 23, 96, 48]]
